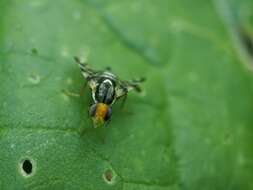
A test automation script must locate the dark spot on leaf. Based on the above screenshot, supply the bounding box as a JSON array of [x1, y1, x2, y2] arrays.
[[31, 48, 38, 55], [103, 169, 114, 184], [238, 27, 253, 58], [20, 159, 33, 176], [223, 131, 232, 145]]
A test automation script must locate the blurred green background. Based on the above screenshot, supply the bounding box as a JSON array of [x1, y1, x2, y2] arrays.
[[0, 0, 253, 189]]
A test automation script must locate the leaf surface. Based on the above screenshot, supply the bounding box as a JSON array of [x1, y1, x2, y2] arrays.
[[0, 0, 253, 190]]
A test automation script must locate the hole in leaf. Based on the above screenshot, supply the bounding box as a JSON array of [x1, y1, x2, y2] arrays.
[[20, 159, 34, 177], [103, 169, 116, 185], [22, 160, 32, 174]]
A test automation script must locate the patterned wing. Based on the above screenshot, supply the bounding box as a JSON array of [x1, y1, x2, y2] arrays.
[[115, 77, 146, 99], [74, 56, 96, 80]]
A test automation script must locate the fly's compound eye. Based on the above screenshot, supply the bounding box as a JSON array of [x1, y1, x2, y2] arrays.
[[104, 107, 112, 122], [89, 104, 97, 117]]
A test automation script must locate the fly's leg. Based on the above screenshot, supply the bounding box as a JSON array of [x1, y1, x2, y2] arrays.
[[62, 81, 87, 98], [120, 94, 127, 109], [62, 89, 80, 97]]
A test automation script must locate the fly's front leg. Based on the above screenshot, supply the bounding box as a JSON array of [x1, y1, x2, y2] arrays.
[[62, 89, 80, 97], [62, 81, 87, 98]]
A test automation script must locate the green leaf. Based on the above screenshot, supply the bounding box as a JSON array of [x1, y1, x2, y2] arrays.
[[0, 0, 253, 190]]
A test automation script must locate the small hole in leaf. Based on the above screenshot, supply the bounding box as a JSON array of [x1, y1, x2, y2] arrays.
[[22, 160, 32, 174], [20, 159, 34, 177], [103, 169, 115, 185]]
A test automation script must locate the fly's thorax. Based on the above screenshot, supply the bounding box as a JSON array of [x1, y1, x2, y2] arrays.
[[93, 78, 116, 105], [101, 71, 116, 80]]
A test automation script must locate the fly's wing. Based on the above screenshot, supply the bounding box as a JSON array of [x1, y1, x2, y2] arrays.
[[74, 56, 96, 80], [115, 77, 146, 99], [74, 56, 99, 91]]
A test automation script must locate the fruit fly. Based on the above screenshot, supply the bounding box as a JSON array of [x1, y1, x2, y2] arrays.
[[74, 57, 145, 127]]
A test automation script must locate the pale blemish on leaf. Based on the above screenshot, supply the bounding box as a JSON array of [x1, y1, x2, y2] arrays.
[[72, 11, 81, 20], [28, 73, 41, 85], [61, 92, 70, 102], [188, 72, 199, 83], [61, 46, 70, 58], [237, 153, 245, 166], [77, 48, 90, 63], [29, 0, 44, 8], [66, 78, 73, 85]]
